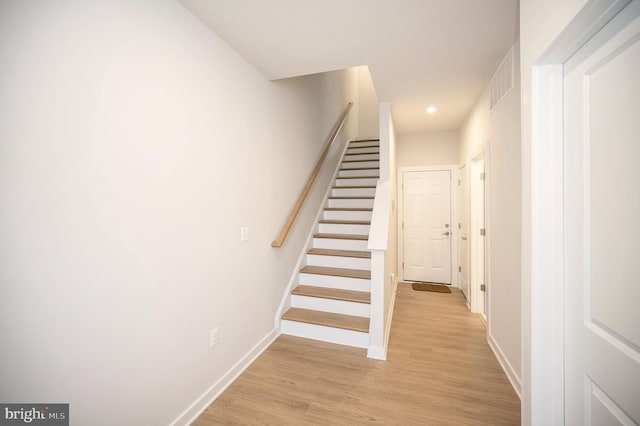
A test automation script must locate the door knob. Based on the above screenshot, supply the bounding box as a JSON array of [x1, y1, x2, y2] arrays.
[[442, 231, 450, 236]]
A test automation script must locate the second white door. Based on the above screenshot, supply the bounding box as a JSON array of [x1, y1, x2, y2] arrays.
[[402, 170, 451, 283], [563, 6, 640, 424]]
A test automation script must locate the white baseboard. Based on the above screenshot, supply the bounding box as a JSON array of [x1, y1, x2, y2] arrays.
[[171, 329, 279, 426], [367, 345, 386, 360], [487, 333, 522, 399]]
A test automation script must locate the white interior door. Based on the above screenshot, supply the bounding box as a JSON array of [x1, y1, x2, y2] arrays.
[[563, 9, 640, 424], [458, 165, 469, 300], [402, 170, 451, 284]]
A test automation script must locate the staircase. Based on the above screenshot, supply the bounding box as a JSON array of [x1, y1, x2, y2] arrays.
[[281, 139, 380, 348]]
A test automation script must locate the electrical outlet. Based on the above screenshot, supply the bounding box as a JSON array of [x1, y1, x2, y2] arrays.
[[210, 327, 219, 348], [240, 226, 249, 242]]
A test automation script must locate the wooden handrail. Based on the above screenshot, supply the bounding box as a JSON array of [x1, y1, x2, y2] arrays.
[[271, 102, 354, 248]]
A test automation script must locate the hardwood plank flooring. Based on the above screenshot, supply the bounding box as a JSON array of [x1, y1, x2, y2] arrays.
[[194, 284, 520, 425], [281, 308, 370, 332], [318, 220, 373, 225], [313, 233, 369, 240], [300, 265, 371, 279], [292, 285, 371, 304], [306, 248, 371, 259]]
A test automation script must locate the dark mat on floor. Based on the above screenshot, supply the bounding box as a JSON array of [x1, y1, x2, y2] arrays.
[[405, 282, 452, 293]]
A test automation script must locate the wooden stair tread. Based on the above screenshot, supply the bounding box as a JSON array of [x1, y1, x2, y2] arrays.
[[340, 167, 380, 171], [342, 159, 380, 163], [313, 233, 369, 240], [335, 176, 380, 179], [292, 285, 371, 304], [350, 138, 379, 142], [332, 186, 377, 189], [329, 196, 374, 200], [300, 265, 371, 279], [307, 248, 371, 259], [318, 220, 371, 225], [324, 208, 373, 211], [282, 308, 369, 333], [345, 152, 380, 156]]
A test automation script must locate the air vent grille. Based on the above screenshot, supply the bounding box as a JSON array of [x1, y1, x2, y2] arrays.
[[490, 46, 514, 112]]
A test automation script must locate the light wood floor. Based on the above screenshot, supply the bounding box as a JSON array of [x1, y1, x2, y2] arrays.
[[194, 284, 520, 425]]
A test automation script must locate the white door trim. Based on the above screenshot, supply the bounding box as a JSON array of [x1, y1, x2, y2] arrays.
[[525, 0, 633, 424], [397, 165, 458, 286], [470, 149, 488, 317]]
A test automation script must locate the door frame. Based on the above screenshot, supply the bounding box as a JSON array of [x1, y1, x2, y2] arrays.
[[457, 163, 470, 306], [470, 148, 490, 319], [526, 0, 633, 423], [397, 165, 458, 286]]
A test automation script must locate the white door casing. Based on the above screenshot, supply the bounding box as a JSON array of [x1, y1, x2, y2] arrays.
[[458, 165, 470, 302], [402, 170, 452, 284], [471, 156, 487, 317], [563, 8, 640, 424]]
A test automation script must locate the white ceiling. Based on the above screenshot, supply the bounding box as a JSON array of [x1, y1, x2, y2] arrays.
[[178, 0, 518, 134]]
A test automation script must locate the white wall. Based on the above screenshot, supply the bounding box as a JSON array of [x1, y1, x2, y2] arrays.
[[397, 131, 459, 167], [459, 42, 522, 394], [520, 0, 587, 424], [459, 92, 490, 163], [487, 41, 522, 391], [0, 1, 360, 424], [357, 66, 379, 139]]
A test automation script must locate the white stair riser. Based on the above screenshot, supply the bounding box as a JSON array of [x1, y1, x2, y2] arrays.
[[335, 177, 379, 187], [281, 321, 369, 348], [332, 187, 376, 197], [346, 147, 380, 155], [318, 222, 370, 234], [291, 295, 371, 318], [323, 210, 372, 221], [313, 237, 369, 251], [338, 169, 380, 177], [341, 160, 380, 169], [328, 198, 375, 208], [299, 273, 371, 291], [306, 253, 371, 270], [344, 153, 380, 161], [349, 141, 379, 148]]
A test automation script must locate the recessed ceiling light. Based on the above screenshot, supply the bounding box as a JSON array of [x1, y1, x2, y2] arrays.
[[426, 106, 437, 114]]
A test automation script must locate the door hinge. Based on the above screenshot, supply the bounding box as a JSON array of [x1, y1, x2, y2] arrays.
[[480, 228, 486, 236], [458, 266, 461, 272], [402, 222, 404, 230], [458, 222, 461, 229], [480, 173, 486, 181], [480, 284, 486, 292], [458, 179, 461, 185], [402, 262, 405, 269]]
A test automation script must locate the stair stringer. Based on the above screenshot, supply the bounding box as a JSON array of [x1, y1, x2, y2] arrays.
[[273, 139, 355, 330]]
